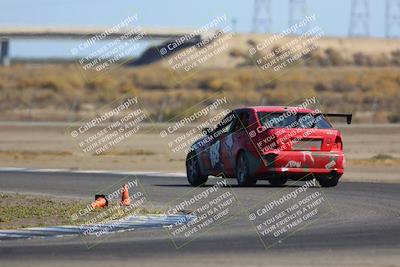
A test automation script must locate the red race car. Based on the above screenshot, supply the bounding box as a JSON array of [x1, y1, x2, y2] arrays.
[[186, 106, 352, 187]]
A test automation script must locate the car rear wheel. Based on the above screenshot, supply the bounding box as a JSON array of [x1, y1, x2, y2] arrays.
[[186, 153, 208, 186], [235, 151, 257, 187], [269, 177, 288, 187], [317, 173, 341, 187]]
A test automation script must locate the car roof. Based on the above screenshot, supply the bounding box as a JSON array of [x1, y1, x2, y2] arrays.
[[236, 106, 316, 113]]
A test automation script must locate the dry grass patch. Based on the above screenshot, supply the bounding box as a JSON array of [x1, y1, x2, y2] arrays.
[[349, 154, 400, 166]]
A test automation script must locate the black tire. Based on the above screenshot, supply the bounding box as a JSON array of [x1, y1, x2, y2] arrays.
[[186, 153, 208, 186], [317, 173, 341, 187], [269, 177, 288, 187], [235, 151, 257, 187]]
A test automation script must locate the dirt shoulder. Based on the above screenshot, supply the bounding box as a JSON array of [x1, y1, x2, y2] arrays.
[[0, 193, 86, 229], [0, 192, 163, 230]]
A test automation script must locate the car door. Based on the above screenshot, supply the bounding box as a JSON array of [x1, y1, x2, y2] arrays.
[[198, 112, 236, 175], [220, 111, 250, 176]]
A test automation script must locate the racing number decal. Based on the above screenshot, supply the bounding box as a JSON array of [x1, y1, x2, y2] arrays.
[[225, 134, 234, 165], [209, 135, 234, 170]]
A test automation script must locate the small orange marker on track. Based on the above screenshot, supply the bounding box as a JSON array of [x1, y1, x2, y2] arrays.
[[91, 194, 107, 209], [121, 184, 131, 206]]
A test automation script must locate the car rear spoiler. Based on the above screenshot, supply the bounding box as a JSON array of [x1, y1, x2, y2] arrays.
[[321, 113, 353, 125]]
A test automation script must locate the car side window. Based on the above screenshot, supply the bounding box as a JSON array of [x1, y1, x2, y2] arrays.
[[213, 112, 236, 135], [240, 112, 249, 128], [230, 111, 249, 133]]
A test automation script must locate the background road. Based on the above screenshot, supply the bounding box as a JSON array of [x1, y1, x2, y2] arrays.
[[0, 170, 399, 267]]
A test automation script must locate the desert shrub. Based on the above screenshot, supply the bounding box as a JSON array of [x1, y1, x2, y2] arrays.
[[387, 113, 400, 123], [331, 79, 358, 92], [390, 50, 400, 66], [229, 48, 246, 58], [33, 90, 58, 104], [118, 80, 137, 94], [85, 76, 117, 91], [199, 78, 223, 91], [372, 54, 391, 67], [220, 80, 241, 91], [39, 78, 62, 91], [372, 154, 394, 160], [306, 53, 331, 66], [353, 52, 372, 66], [259, 80, 276, 90], [325, 48, 346, 66], [17, 75, 70, 92], [132, 67, 176, 89], [247, 39, 257, 46], [263, 87, 299, 105], [271, 46, 285, 57], [236, 72, 253, 87], [303, 47, 323, 66], [314, 82, 328, 92], [247, 49, 265, 67]]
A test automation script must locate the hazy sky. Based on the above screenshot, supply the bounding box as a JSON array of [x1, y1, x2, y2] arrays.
[[0, 0, 393, 57]]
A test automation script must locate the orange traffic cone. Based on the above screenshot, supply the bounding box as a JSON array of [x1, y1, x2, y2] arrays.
[[91, 194, 107, 209], [121, 184, 131, 206]]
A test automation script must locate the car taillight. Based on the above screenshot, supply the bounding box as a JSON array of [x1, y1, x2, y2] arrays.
[[333, 136, 343, 150]]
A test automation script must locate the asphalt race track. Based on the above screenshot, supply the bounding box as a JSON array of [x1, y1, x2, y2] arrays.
[[0, 170, 399, 267]]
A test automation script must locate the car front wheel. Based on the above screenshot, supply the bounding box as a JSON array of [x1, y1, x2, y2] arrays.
[[186, 153, 208, 186]]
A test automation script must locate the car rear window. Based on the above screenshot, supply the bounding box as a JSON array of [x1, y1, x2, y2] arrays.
[[257, 112, 332, 129]]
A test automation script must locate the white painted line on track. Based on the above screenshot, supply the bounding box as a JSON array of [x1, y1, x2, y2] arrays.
[[0, 215, 194, 241]]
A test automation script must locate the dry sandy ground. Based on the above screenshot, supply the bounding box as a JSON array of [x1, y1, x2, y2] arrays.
[[165, 33, 400, 68], [0, 122, 399, 183]]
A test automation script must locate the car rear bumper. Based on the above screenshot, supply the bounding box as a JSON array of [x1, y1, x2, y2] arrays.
[[258, 151, 345, 175]]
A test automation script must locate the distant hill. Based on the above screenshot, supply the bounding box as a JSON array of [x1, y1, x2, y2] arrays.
[[151, 33, 400, 69]]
